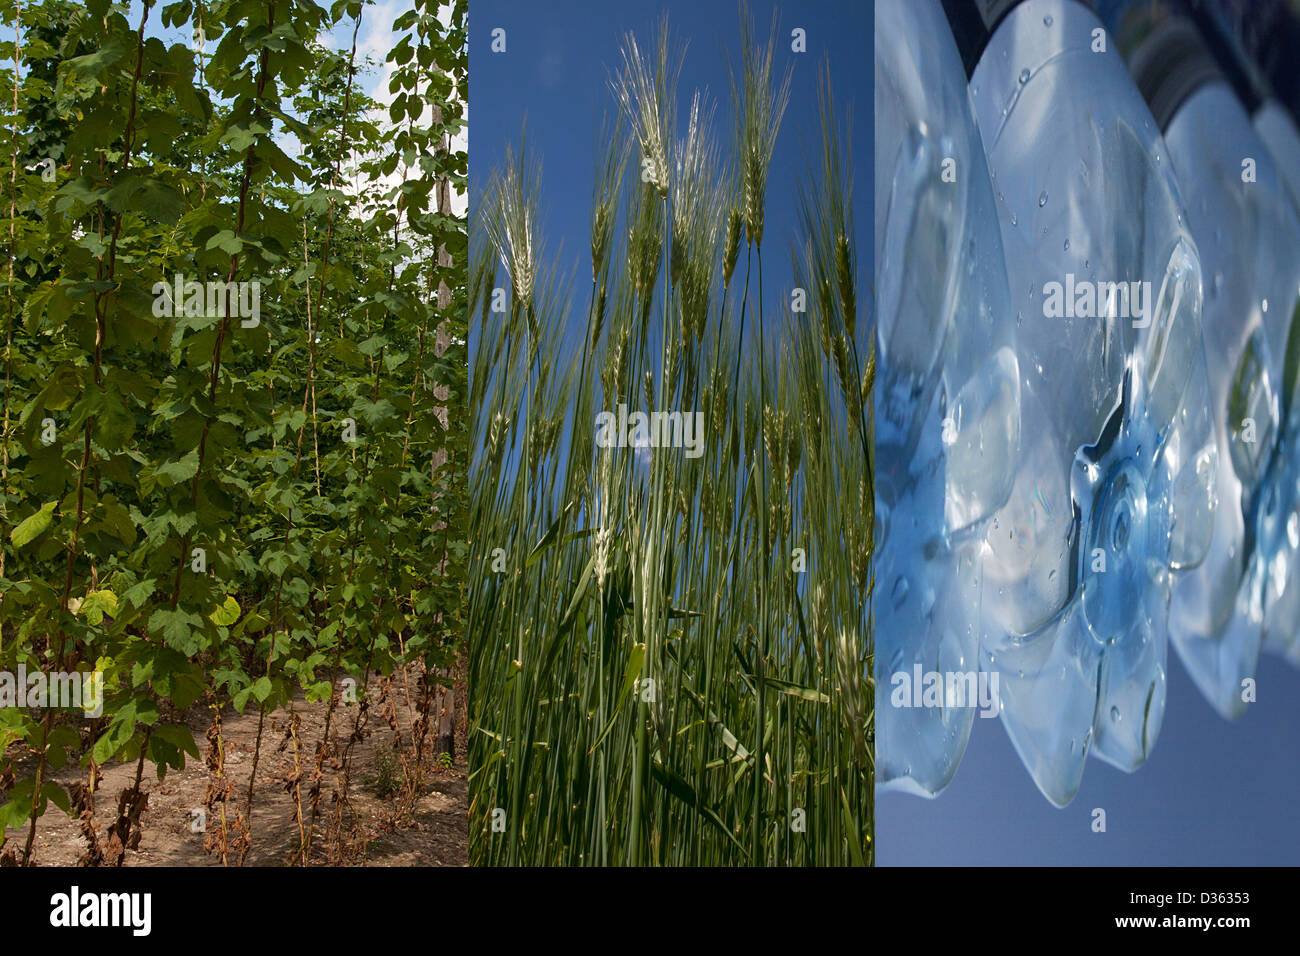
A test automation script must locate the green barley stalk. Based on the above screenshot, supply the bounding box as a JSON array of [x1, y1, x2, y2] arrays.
[[469, 10, 872, 866]]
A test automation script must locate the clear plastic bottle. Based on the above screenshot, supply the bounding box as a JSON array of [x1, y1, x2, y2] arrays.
[[1207, 0, 1300, 219], [1253, 102, 1300, 218], [963, 0, 1217, 805], [1188, 0, 1300, 668], [1101, 0, 1300, 714], [874, 0, 1020, 797]]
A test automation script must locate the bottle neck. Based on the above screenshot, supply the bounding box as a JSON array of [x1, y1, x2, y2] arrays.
[[1182, 0, 1268, 118], [939, 0, 1013, 79], [1099, 0, 1224, 132], [1223, 0, 1300, 125], [941, 0, 1096, 80]]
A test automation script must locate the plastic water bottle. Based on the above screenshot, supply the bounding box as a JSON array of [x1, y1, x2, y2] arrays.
[[1187, 0, 1300, 668], [1200, 2, 1300, 667], [1207, 0, 1300, 218], [960, 0, 1217, 805], [1101, 0, 1300, 714], [874, 0, 1020, 798], [1252, 101, 1300, 219]]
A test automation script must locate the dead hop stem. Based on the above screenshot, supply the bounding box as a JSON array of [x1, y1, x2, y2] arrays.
[[203, 706, 237, 866]]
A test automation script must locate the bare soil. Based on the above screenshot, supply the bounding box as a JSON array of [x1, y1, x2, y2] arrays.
[[5, 671, 467, 867]]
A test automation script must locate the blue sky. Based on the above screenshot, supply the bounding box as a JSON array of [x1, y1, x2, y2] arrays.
[[469, 0, 873, 353]]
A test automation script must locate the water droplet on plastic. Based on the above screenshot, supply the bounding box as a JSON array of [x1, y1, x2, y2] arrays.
[[1038, 190, 1048, 207], [1064, 238, 1070, 251], [891, 575, 909, 609], [1019, 68, 1030, 84], [1044, 14, 1053, 26]]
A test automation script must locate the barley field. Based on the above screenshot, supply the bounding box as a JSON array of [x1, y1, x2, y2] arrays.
[[468, 2, 874, 866]]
